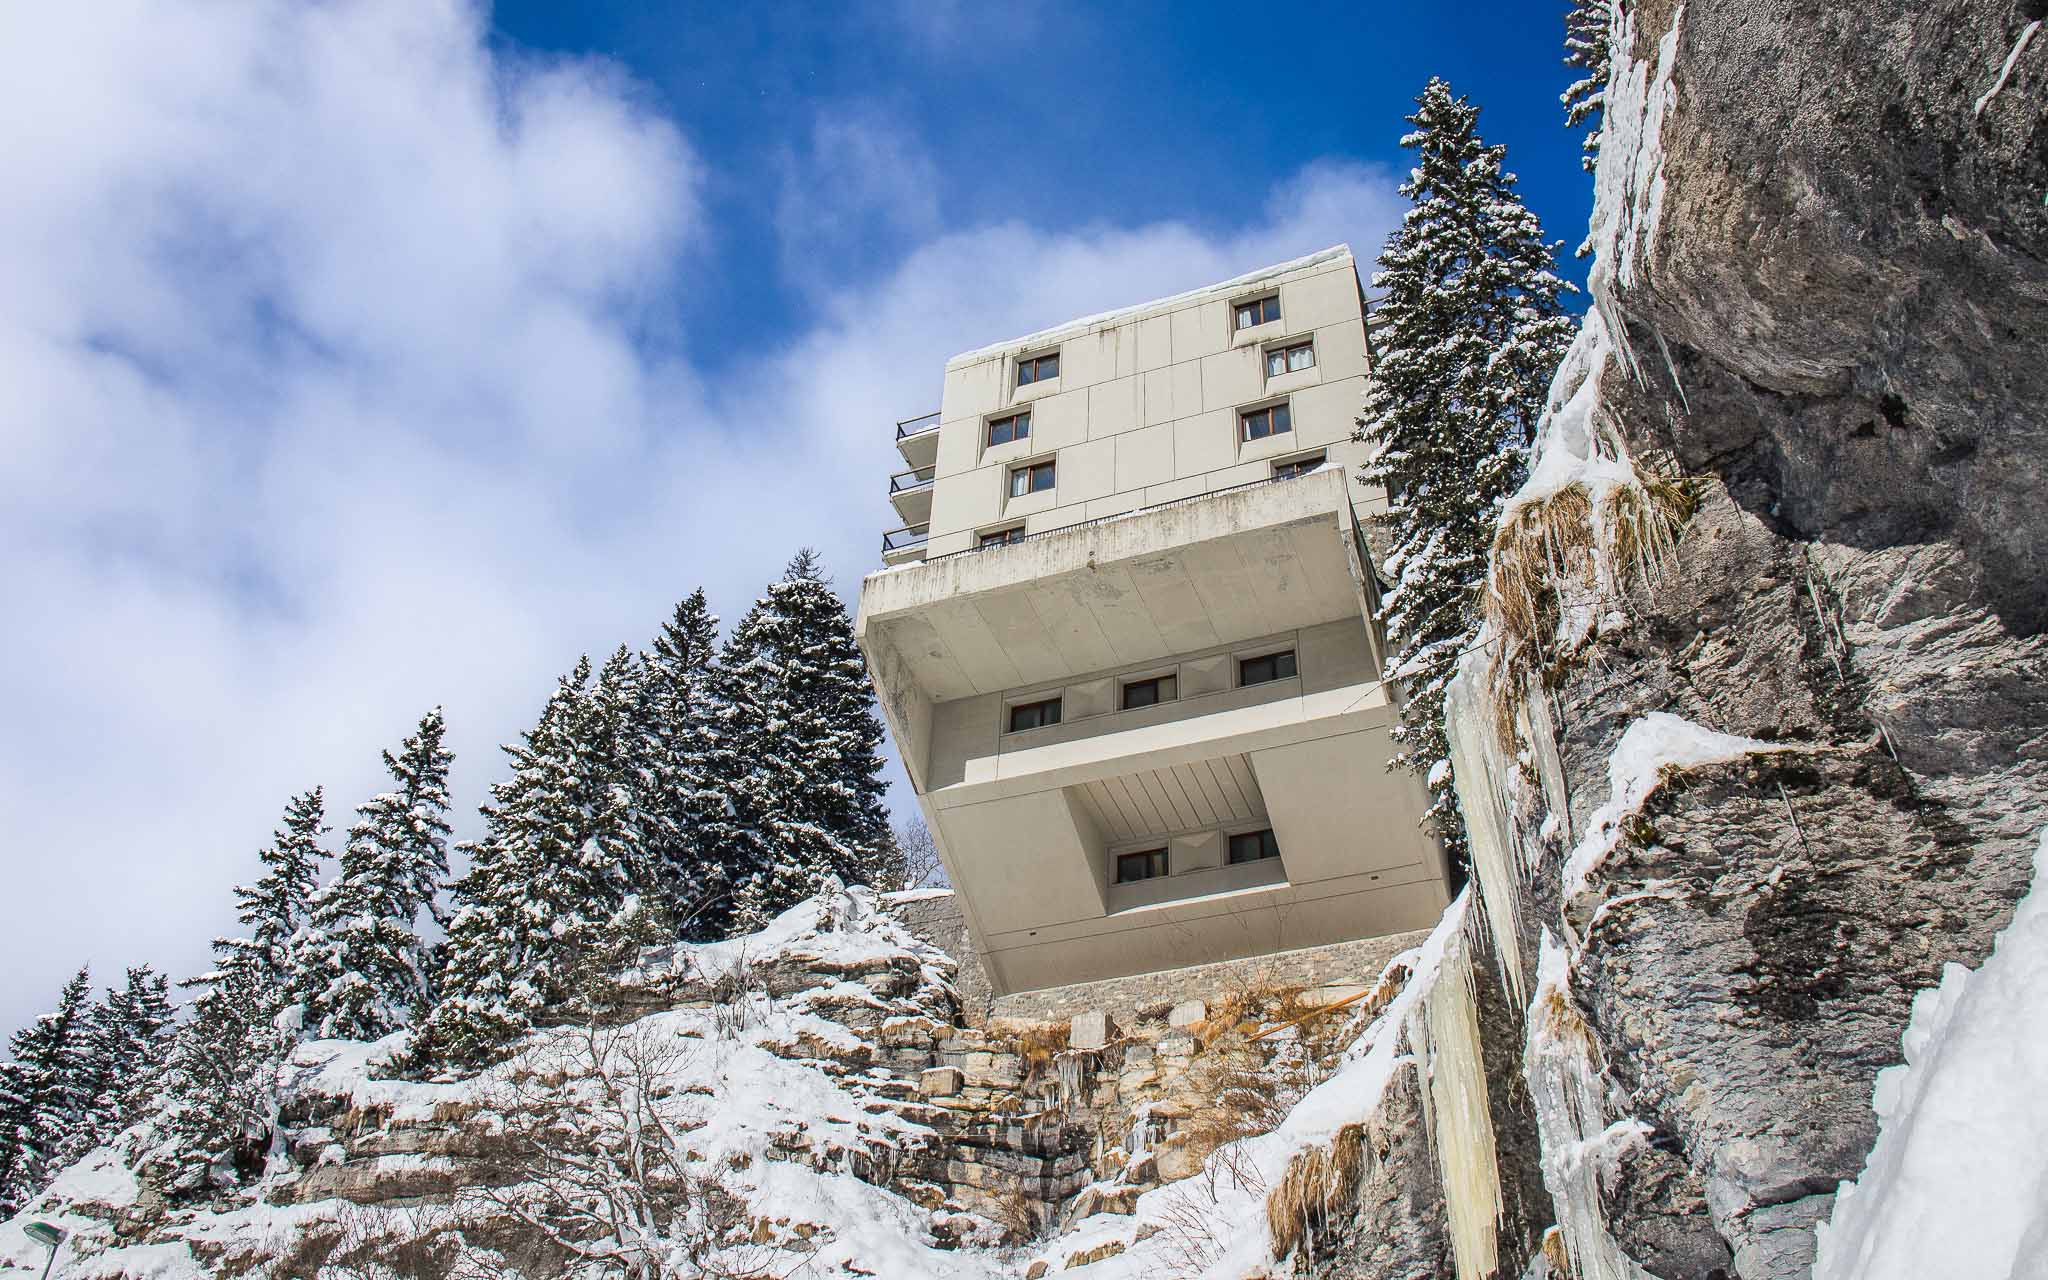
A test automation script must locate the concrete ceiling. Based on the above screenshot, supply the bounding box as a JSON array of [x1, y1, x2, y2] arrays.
[[870, 515, 1359, 700], [1071, 754, 1267, 844]]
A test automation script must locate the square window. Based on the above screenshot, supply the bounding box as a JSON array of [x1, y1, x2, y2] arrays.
[[986, 412, 1031, 447], [1116, 847, 1169, 884], [1234, 295, 1281, 330], [1228, 829, 1280, 864], [1239, 650, 1298, 686], [1016, 352, 1060, 386], [1272, 452, 1326, 481], [1266, 340, 1316, 378], [979, 525, 1026, 548], [1239, 402, 1292, 442], [1121, 674, 1177, 710], [1007, 697, 1061, 733], [1009, 459, 1056, 498]]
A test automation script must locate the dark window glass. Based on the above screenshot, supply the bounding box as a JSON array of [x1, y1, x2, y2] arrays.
[[987, 412, 1031, 447], [1273, 453, 1326, 481], [1240, 402, 1293, 441], [979, 525, 1026, 548], [1016, 353, 1059, 386], [1121, 674, 1177, 710], [1010, 460, 1055, 497], [1235, 295, 1280, 329], [1228, 829, 1280, 864], [1239, 650, 1298, 686], [1007, 697, 1062, 733], [1116, 848, 1170, 884]]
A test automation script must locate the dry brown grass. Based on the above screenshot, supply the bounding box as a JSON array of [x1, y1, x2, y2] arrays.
[[1264, 1123, 1368, 1262]]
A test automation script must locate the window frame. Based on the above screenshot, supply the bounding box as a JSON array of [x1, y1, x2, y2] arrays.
[[1265, 339, 1316, 378], [1239, 400, 1293, 443], [1120, 672, 1178, 711], [1227, 828, 1281, 865], [1006, 696, 1062, 734], [1015, 351, 1061, 387], [1239, 649, 1299, 687], [1115, 847, 1170, 884], [978, 525, 1027, 549], [1271, 452, 1327, 481], [1233, 294, 1281, 331], [1008, 458, 1057, 498], [985, 411, 1032, 448]]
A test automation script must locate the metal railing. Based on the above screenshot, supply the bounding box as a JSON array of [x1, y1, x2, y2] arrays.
[[894, 411, 940, 441], [889, 465, 936, 495], [881, 523, 930, 556], [918, 469, 1316, 568]]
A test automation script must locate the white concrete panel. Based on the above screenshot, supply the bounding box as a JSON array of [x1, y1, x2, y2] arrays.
[[1057, 438, 1116, 506], [1113, 424, 1174, 492], [1201, 346, 1264, 412], [1125, 555, 1222, 654], [1172, 409, 1235, 477], [1311, 320, 1369, 381], [1067, 676, 1115, 720], [1085, 495, 1140, 520], [1181, 652, 1230, 697], [1286, 377, 1367, 448], [1174, 829, 1222, 873], [877, 612, 979, 703], [1088, 376, 1138, 439], [1142, 368, 1175, 426], [1170, 299, 1228, 361], [923, 596, 1025, 693], [1061, 328, 1120, 390], [928, 461, 1000, 541], [1279, 266, 1360, 333], [1031, 388, 1089, 452], [1074, 564, 1172, 665], [1024, 575, 1122, 675], [973, 591, 1065, 688], [1136, 314, 1172, 372], [1169, 361, 1204, 429], [927, 694, 998, 789], [942, 359, 1003, 422], [937, 788, 1106, 933], [1249, 725, 1436, 883], [935, 418, 980, 477]]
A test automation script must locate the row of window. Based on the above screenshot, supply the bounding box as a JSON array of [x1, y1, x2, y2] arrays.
[[1005, 648, 1298, 734], [1003, 300, 1304, 396], [990, 397, 1299, 453], [973, 453, 1324, 552], [1114, 827, 1282, 885]]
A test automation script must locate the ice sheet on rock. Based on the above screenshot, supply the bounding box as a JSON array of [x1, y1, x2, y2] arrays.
[[1813, 825, 2048, 1280]]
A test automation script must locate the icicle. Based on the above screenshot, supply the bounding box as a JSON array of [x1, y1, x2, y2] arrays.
[[1523, 933, 1655, 1280], [1417, 928, 1506, 1280], [1447, 647, 1532, 1005], [1651, 328, 1690, 414]]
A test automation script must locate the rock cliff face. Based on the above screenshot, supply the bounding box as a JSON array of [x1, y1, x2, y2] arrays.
[[1442, 3, 2048, 1278]]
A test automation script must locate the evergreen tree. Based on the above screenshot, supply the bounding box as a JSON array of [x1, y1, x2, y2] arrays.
[[296, 710, 453, 1040], [638, 590, 735, 937], [1355, 79, 1577, 867], [0, 968, 94, 1214], [145, 955, 283, 1196], [61, 966, 176, 1166], [416, 657, 649, 1065], [1563, 0, 1612, 179], [231, 787, 329, 990], [713, 550, 892, 929]]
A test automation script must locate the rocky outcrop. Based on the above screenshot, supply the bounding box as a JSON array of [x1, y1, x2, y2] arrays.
[[1445, 3, 2048, 1278]]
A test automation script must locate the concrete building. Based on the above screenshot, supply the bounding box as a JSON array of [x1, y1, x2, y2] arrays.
[[856, 246, 1451, 997]]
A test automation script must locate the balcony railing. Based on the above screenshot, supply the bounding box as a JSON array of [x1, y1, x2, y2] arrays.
[[881, 523, 930, 557], [889, 465, 936, 495], [895, 411, 940, 441]]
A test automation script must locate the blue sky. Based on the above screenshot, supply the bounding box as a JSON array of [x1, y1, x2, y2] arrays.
[[490, 1, 1592, 365], [0, 0, 1593, 1043]]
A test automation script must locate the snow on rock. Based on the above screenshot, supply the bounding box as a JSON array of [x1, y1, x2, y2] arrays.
[[1561, 712, 1801, 908], [1811, 825, 2048, 1280]]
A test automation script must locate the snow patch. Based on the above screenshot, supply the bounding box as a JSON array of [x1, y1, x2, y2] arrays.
[[1812, 824, 2048, 1280]]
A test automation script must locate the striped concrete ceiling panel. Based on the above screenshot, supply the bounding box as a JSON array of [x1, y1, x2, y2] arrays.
[[1072, 754, 1268, 845]]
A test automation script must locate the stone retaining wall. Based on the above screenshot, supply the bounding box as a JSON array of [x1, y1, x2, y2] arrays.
[[882, 889, 1428, 1026]]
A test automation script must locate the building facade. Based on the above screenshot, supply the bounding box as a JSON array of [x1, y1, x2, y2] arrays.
[[856, 246, 1451, 997]]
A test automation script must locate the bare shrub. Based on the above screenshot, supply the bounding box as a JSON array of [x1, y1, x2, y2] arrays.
[[1151, 1138, 1270, 1277]]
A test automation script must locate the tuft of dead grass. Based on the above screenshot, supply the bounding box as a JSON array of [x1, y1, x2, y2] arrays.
[[1264, 1123, 1368, 1262]]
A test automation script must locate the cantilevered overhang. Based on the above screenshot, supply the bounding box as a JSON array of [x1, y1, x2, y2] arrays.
[[858, 468, 1373, 707]]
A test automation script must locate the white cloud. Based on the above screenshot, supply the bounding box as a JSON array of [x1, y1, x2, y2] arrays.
[[0, 0, 1404, 1041]]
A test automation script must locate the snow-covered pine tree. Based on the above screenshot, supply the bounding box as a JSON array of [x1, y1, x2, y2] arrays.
[[233, 787, 328, 990], [1563, 0, 1613, 177], [714, 550, 892, 930], [0, 968, 94, 1214], [638, 590, 736, 937], [296, 710, 453, 1040], [416, 657, 649, 1065], [1356, 78, 1578, 868], [59, 966, 176, 1167]]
